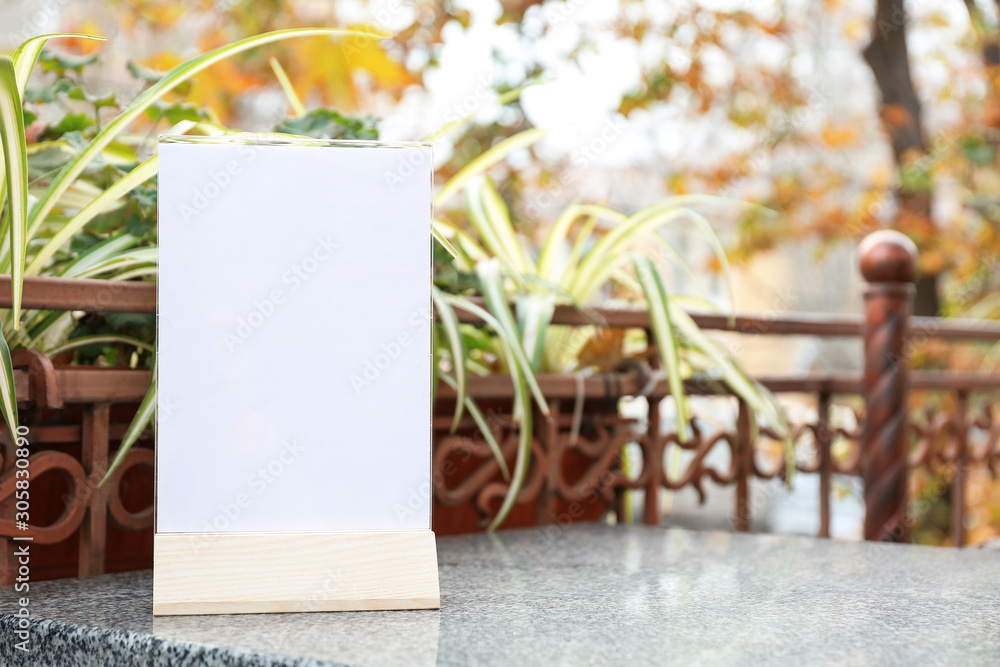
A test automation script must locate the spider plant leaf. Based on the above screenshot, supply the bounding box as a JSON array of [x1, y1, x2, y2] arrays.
[[537, 204, 626, 283], [536, 205, 583, 283], [442, 293, 532, 529], [26, 156, 158, 274], [47, 334, 154, 357], [11, 34, 106, 95], [0, 55, 28, 329], [668, 302, 793, 477], [268, 55, 304, 117], [578, 199, 737, 317], [100, 355, 155, 487], [4, 32, 105, 218], [0, 326, 18, 433], [58, 233, 140, 276], [478, 176, 532, 273], [572, 208, 688, 301], [433, 286, 466, 431], [516, 292, 555, 372], [633, 255, 689, 441], [675, 207, 735, 322], [24, 308, 67, 342], [463, 182, 523, 278], [27, 28, 384, 239], [668, 294, 721, 312], [431, 332, 440, 407], [66, 248, 158, 280], [438, 373, 511, 482], [488, 358, 530, 530], [443, 292, 549, 416], [434, 128, 546, 207], [431, 222, 459, 258], [100, 266, 157, 282], [434, 218, 488, 266], [474, 260, 550, 415], [520, 274, 576, 303], [561, 212, 603, 286]]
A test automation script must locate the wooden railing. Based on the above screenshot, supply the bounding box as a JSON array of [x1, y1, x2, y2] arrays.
[[435, 231, 1000, 543]]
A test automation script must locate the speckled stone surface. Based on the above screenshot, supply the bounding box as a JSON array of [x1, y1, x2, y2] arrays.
[[2, 525, 999, 666]]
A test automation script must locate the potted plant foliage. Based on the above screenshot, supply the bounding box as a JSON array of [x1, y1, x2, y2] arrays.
[[0, 29, 789, 578]]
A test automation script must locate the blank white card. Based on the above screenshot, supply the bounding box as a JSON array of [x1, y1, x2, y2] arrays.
[[156, 137, 432, 533]]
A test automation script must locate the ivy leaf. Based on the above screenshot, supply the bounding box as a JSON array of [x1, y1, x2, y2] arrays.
[[85, 204, 130, 234], [68, 86, 118, 109], [144, 100, 206, 125], [24, 78, 75, 103], [27, 145, 73, 175], [60, 130, 90, 153], [40, 113, 94, 140], [124, 209, 154, 237], [39, 50, 99, 74], [69, 231, 102, 254], [126, 60, 164, 84], [274, 108, 379, 140]]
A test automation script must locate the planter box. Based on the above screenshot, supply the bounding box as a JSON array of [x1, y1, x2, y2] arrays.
[[432, 374, 639, 535], [0, 361, 153, 584], [0, 349, 637, 581]]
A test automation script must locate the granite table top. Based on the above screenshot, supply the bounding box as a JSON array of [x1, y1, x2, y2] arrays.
[[2, 524, 999, 666]]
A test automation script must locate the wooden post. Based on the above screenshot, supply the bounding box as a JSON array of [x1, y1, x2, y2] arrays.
[[537, 400, 560, 526], [951, 390, 969, 547], [643, 396, 663, 526], [643, 328, 662, 526], [733, 400, 752, 532], [817, 390, 832, 539], [80, 403, 110, 577], [859, 230, 917, 542]]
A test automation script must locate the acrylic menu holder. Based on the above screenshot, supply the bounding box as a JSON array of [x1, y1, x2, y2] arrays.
[[153, 135, 439, 615]]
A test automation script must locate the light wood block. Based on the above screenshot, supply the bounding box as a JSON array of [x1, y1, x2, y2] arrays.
[[153, 530, 440, 615]]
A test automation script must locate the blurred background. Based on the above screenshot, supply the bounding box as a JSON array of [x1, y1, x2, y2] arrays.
[[7, 0, 1000, 544]]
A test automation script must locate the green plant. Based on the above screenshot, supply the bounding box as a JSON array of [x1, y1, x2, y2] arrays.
[[430, 130, 792, 529], [0, 28, 385, 478], [1, 34, 788, 532]]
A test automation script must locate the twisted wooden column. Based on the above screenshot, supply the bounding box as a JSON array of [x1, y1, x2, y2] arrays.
[[860, 230, 917, 542]]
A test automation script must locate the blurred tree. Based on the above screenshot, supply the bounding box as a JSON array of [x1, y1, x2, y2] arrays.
[[93, 0, 416, 123], [39, 0, 1000, 545], [864, 0, 937, 314]]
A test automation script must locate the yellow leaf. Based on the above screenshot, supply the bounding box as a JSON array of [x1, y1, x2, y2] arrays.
[[820, 123, 860, 148]]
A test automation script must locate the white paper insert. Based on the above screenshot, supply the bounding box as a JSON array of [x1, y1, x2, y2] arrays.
[[156, 138, 432, 533]]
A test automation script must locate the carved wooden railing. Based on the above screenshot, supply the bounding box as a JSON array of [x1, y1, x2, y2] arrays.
[[3, 231, 1000, 583], [0, 277, 155, 583], [435, 231, 1000, 544]]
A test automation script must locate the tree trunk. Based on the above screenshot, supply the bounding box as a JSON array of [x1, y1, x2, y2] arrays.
[[863, 0, 939, 315]]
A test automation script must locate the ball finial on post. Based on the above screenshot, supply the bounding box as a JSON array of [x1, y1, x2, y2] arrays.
[[859, 229, 917, 542], [859, 230, 917, 283]]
